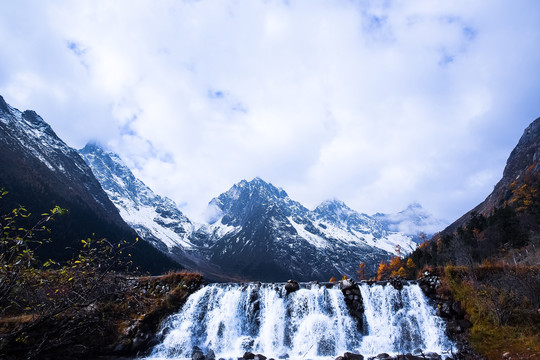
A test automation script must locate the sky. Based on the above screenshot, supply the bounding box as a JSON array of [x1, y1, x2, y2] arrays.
[[1, 0, 540, 224]]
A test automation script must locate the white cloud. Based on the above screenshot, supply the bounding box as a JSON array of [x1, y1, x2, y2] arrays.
[[1, 0, 540, 224]]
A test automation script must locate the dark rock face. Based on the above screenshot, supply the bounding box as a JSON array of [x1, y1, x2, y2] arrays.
[[339, 278, 364, 329]]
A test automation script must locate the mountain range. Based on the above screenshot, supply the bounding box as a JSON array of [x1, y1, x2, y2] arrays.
[[1, 95, 445, 281], [79, 144, 443, 281]]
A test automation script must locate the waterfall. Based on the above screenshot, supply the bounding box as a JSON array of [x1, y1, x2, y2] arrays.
[[147, 283, 452, 360]]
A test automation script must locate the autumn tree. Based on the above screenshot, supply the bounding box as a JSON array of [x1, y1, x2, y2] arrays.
[[357, 262, 367, 280]]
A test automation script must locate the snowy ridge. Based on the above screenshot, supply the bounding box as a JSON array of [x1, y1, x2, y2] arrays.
[[79, 144, 196, 250]]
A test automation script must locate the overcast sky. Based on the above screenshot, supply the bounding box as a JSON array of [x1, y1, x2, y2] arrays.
[[1, 0, 540, 223]]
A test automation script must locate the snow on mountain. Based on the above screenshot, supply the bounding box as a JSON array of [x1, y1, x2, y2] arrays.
[[205, 178, 417, 281], [0, 96, 120, 219], [79, 144, 196, 251], [0, 95, 180, 274], [374, 202, 448, 242], [313, 199, 417, 254], [74, 142, 429, 281]]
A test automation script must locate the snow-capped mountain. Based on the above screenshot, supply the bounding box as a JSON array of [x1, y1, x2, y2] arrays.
[[374, 202, 447, 242], [0, 96, 118, 220], [0, 95, 180, 274], [79, 144, 196, 253], [205, 178, 418, 281], [77, 145, 424, 281]]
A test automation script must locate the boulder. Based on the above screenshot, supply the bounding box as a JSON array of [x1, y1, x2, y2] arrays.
[[243, 351, 256, 359], [192, 346, 206, 360], [424, 352, 441, 360], [376, 353, 390, 359], [254, 354, 267, 360], [344, 352, 364, 360], [451, 301, 465, 318], [390, 277, 404, 291], [285, 280, 300, 293], [339, 278, 356, 291]]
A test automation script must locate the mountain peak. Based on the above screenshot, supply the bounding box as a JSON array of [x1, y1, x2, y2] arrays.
[[405, 202, 423, 211], [0, 95, 10, 113], [81, 142, 106, 154]]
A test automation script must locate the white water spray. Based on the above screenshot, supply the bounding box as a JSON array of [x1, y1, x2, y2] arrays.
[[147, 282, 452, 360]]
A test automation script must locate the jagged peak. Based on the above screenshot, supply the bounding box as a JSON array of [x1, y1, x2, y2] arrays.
[[0, 95, 10, 113], [227, 177, 288, 198], [80, 142, 106, 154], [403, 202, 423, 212], [317, 198, 350, 209]]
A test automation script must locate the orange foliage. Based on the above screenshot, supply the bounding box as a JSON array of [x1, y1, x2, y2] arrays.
[[357, 262, 367, 280]]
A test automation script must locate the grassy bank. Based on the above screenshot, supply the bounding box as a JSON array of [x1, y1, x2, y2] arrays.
[[439, 264, 540, 359]]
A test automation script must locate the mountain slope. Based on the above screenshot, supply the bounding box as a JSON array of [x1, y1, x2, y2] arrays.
[[79, 144, 196, 252], [0, 95, 179, 274], [410, 116, 540, 267]]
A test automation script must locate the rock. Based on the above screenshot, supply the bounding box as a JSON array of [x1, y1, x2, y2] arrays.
[[340, 277, 356, 291], [335, 357, 345, 360], [424, 352, 441, 360], [376, 353, 390, 359], [192, 346, 206, 360], [390, 277, 404, 291], [285, 280, 300, 293], [207, 349, 216, 360], [451, 301, 464, 317], [458, 318, 472, 329], [254, 354, 267, 360], [344, 352, 364, 360], [243, 352, 256, 359]]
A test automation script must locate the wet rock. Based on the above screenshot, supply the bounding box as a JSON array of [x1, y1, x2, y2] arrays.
[[285, 280, 300, 293], [254, 354, 267, 360], [192, 345, 206, 360], [207, 349, 216, 360], [424, 352, 441, 360], [243, 351, 256, 359], [335, 357, 345, 360], [344, 352, 364, 360], [390, 277, 404, 291], [339, 277, 356, 291], [376, 353, 390, 359]]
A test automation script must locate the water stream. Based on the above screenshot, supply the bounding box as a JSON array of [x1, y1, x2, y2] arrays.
[[147, 282, 452, 359]]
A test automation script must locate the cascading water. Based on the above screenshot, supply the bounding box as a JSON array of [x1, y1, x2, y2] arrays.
[[147, 283, 452, 360]]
